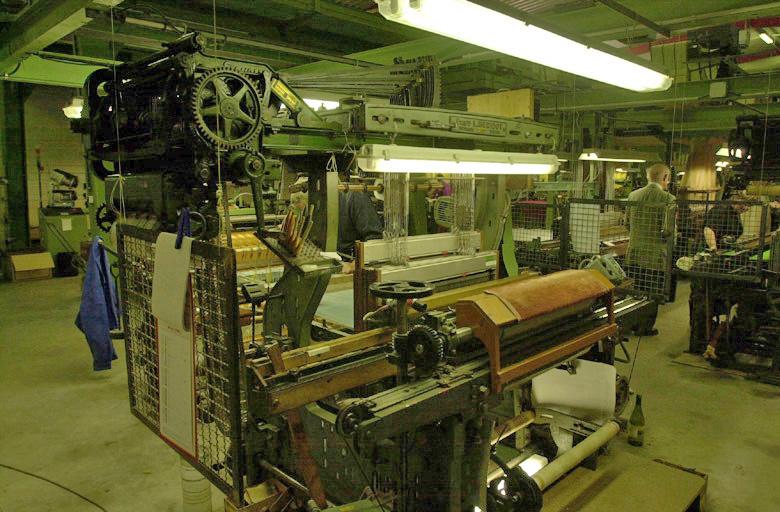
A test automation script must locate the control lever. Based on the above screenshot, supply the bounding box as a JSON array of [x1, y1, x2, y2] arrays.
[[410, 299, 428, 313]]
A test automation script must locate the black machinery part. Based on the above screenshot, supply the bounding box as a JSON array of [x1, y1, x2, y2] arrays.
[[487, 453, 543, 512], [95, 202, 118, 233], [369, 280, 434, 300], [192, 68, 263, 149], [335, 402, 371, 438]]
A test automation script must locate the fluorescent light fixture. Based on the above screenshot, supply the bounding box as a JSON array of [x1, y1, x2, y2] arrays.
[[303, 97, 340, 110], [760, 30, 774, 45], [357, 144, 559, 175], [376, 0, 672, 92], [716, 146, 745, 159], [62, 97, 84, 119], [579, 148, 657, 163]]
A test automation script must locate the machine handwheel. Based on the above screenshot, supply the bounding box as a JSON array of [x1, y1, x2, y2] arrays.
[[369, 280, 434, 300]]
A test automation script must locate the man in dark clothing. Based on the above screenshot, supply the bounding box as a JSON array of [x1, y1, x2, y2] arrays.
[[338, 190, 383, 258], [690, 199, 748, 359], [702, 202, 747, 251]]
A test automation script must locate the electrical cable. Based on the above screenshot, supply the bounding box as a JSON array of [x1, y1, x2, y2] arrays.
[[337, 433, 388, 512], [0, 463, 108, 512], [109, 6, 126, 222], [627, 335, 643, 386], [759, 72, 772, 184], [212, 0, 230, 247]]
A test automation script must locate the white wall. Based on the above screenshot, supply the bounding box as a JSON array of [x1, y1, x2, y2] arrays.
[[24, 85, 87, 231]]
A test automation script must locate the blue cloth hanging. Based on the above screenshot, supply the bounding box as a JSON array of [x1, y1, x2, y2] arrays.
[[75, 237, 121, 371]]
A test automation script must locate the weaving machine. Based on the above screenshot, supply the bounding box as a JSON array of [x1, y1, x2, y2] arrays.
[[83, 33, 635, 512]]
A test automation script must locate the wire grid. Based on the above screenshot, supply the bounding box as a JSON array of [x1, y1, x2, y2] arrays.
[[568, 199, 674, 298], [118, 226, 244, 503], [675, 200, 768, 281], [383, 173, 409, 265], [512, 200, 566, 270], [451, 175, 476, 255]]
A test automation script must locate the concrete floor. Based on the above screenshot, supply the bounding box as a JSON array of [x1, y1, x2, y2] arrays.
[[1, 277, 779, 511]]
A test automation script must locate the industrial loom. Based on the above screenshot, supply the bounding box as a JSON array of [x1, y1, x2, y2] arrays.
[[81, 33, 632, 512]]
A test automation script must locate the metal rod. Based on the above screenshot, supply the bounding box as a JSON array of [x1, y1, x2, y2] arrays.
[[531, 420, 621, 491], [259, 459, 309, 494]]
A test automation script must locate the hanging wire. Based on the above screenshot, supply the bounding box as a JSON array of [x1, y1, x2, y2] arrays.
[[109, 6, 126, 222], [759, 72, 772, 184], [668, 41, 679, 169], [212, 0, 231, 247]]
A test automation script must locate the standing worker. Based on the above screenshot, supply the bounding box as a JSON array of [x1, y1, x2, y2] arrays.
[[625, 163, 676, 336], [289, 175, 382, 274], [337, 188, 383, 273]]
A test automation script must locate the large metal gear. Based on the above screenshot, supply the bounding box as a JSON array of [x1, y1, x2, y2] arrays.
[[405, 325, 445, 371], [192, 68, 262, 149]]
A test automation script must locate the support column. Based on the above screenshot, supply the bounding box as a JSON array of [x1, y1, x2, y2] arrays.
[[0, 81, 29, 251]]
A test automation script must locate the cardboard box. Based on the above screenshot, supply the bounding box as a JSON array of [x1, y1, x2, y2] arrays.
[[8, 252, 54, 281]]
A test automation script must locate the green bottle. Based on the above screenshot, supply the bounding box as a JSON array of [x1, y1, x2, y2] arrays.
[[628, 394, 645, 447]]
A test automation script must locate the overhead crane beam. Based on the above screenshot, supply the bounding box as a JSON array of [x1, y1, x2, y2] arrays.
[[0, 0, 94, 73]]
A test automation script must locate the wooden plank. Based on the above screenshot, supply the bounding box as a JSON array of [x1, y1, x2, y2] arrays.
[[543, 451, 706, 512], [249, 328, 393, 378], [267, 358, 397, 415]]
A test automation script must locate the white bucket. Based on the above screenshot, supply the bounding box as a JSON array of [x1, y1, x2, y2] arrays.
[[180, 457, 212, 512]]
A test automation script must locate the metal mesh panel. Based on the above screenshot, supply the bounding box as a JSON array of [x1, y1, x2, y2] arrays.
[[568, 198, 673, 298], [512, 200, 568, 270], [118, 226, 245, 503], [675, 200, 768, 281]]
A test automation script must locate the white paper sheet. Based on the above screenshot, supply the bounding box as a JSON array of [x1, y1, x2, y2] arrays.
[[61, 218, 72, 232], [152, 232, 196, 455], [152, 232, 192, 331], [531, 359, 616, 423], [158, 323, 195, 454]]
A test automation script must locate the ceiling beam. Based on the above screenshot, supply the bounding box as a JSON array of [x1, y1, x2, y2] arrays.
[[539, 74, 780, 112], [580, 102, 780, 133], [545, 1, 780, 40], [593, 0, 670, 37], [0, 0, 95, 72], [261, 0, 423, 40]]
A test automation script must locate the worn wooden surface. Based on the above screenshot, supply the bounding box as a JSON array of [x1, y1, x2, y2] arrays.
[[543, 451, 706, 512]]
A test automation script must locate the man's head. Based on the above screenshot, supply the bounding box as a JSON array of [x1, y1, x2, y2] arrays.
[[646, 163, 671, 190]]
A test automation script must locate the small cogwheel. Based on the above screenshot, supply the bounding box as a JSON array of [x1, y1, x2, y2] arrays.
[[191, 68, 262, 149], [95, 203, 117, 233], [405, 325, 445, 371]]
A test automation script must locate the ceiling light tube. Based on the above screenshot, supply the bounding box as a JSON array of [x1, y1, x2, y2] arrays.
[[578, 148, 657, 163], [357, 144, 559, 175], [760, 30, 774, 45], [376, 0, 673, 92]]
